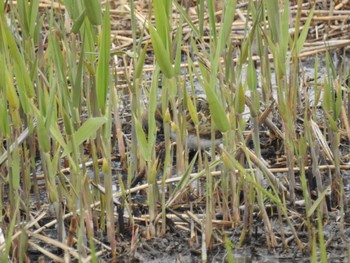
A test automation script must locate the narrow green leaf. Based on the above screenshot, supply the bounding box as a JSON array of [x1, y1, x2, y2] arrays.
[[224, 236, 235, 263], [236, 83, 245, 114], [11, 143, 20, 190], [29, 0, 39, 37], [247, 55, 260, 113], [153, 0, 170, 47], [174, 17, 183, 76], [249, 177, 281, 205], [247, 55, 257, 92], [166, 152, 198, 207], [134, 43, 148, 79], [82, 20, 96, 63], [265, 0, 280, 43], [240, 5, 260, 65], [49, 123, 70, 159], [219, 0, 237, 52], [263, 32, 277, 57], [317, 210, 327, 263], [147, 67, 160, 157], [74, 117, 107, 146], [64, 0, 80, 20], [96, 3, 110, 113], [12, 60, 31, 114], [48, 32, 66, 84], [298, 136, 307, 157], [2, 199, 19, 261], [173, 1, 200, 37], [295, 5, 315, 55], [148, 23, 174, 78], [334, 86, 342, 120], [71, 11, 86, 34], [311, 231, 317, 263], [324, 111, 338, 132], [62, 117, 107, 157], [0, 94, 9, 136], [207, 0, 217, 42], [279, 0, 289, 60], [307, 186, 329, 218], [17, 0, 29, 37], [322, 81, 332, 113], [5, 69, 19, 110], [62, 110, 73, 136], [203, 84, 229, 132], [72, 40, 84, 109], [83, 0, 102, 25], [134, 114, 150, 161], [1, 20, 35, 98], [37, 117, 50, 153], [185, 91, 199, 125]]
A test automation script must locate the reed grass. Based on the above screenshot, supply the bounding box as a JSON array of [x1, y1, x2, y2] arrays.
[[0, 0, 349, 261]]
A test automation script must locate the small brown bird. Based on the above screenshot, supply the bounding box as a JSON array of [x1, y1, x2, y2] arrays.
[[142, 96, 222, 150]]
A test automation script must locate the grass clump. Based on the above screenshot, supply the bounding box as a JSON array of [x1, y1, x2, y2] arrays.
[[0, 0, 349, 262]]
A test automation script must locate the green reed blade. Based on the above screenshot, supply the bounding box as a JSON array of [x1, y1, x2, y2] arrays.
[[37, 117, 50, 153], [62, 117, 107, 157], [83, 0, 102, 26], [204, 83, 229, 132], [219, 0, 237, 52], [135, 44, 148, 80], [147, 67, 160, 158], [1, 199, 19, 261], [166, 152, 198, 207], [265, 0, 280, 43], [64, 0, 81, 20], [173, 0, 199, 37], [294, 5, 314, 56], [174, 16, 183, 76], [96, 3, 110, 113], [153, 0, 171, 48], [0, 93, 9, 136], [134, 114, 149, 161], [10, 143, 20, 191], [149, 23, 174, 79], [28, 0, 39, 37], [72, 40, 84, 109], [17, 0, 30, 37], [185, 90, 199, 125], [71, 10, 86, 34], [207, 0, 216, 42], [1, 18, 35, 99], [235, 83, 245, 114]]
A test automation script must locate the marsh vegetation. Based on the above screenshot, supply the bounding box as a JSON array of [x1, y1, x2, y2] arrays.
[[1, 0, 350, 262]]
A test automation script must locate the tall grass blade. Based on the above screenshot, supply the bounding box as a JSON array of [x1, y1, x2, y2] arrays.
[[173, 1, 199, 37], [64, 0, 81, 20], [306, 186, 329, 218], [0, 18, 35, 99], [166, 152, 198, 207], [96, 3, 110, 113], [71, 10, 86, 34], [203, 83, 230, 132], [1, 199, 19, 261], [153, 0, 171, 48], [148, 23, 174, 79], [134, 114, 149, 161], [317, 210, 327, 263], [28, 0, 39, 37], [83, 0, 102, 25], [265, 0, 280, 43], [294, 5, 314, 56], [62, 117, 107, 157], [10, 143, 20, 191]]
